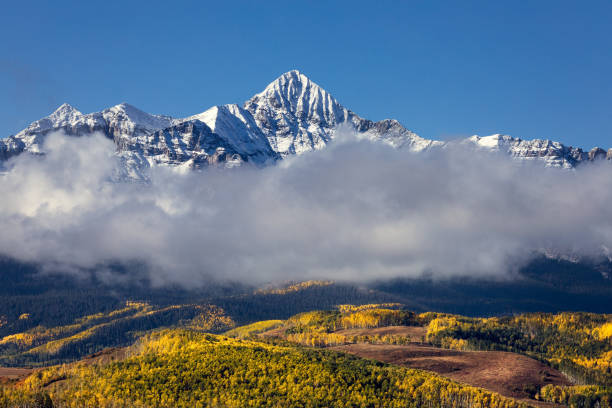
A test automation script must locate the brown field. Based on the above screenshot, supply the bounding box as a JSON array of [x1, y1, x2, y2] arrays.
[[80, 347, 127, 365], [242, 324, 569, 405], [0, 367, 33, 382], [334, 325, 427, 339], [259, 327, 286, 338], [331, 343, 570, 402], [259, 325, 428, 340]]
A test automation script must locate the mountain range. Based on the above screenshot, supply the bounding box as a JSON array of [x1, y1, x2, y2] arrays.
[[1, 70, 610, 178]]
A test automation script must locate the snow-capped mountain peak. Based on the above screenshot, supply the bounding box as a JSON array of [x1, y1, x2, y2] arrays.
[[50, 103, 82, 120], [2, 69, 610, 174], [180, 104, 279, 162], [244, 70, 437, 156], [254, 69, 341, 116], [18, 103, 84, 137], [103, 103, 174, 131], [246, 70, 348, 131], [464, 133, 589, 168], [244, 70, 352, 156]]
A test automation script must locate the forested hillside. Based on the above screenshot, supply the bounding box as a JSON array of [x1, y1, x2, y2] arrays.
[[1, 256, 611, 407], [1, 303, 611, 407], [225, 306, 612, 407], [2, 255, 612, 342], [425, 312, 612, 385], [1, 330, 528, 408]]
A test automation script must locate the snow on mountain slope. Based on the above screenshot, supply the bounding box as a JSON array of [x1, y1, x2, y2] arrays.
[[124, 110, 279, 173], [1, 70, 610, 175], [181, 104, 279, 163], [3, 100, 278, 174], [20, 103, 84, 135], [0, 136, 26, 161], [244, 70, 353, 155], [10, 102, 175, 154], [124, 120, 245, 170], [100, 103, 175, 141], [359, 118, 442, 151], [244, 70, 437, 156], [464, 134, 603, 169]]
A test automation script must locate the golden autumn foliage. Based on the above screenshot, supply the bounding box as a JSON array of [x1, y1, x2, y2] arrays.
[[224, 319, 284, 338], [0, 302, 151, 351], [1, 304, 611, 408], [0, 302, 234, 366], [336, 303, 404, 313], [425, 312, 612, 386], [285, 331, 411, 348], [536, 384, 612, 407], [285, 308, 419, 333], [186, 305, 235, 332], [339, 309, 418, 329], [594, 323, 612, 340], [1, 329, 530, 408], [255, 280, 334, 295]]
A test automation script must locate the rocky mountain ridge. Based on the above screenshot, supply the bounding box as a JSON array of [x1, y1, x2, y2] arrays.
[[1, 70, 609, 175]]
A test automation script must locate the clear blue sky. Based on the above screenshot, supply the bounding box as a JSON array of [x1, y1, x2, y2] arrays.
[[1, 0, 611, 148]]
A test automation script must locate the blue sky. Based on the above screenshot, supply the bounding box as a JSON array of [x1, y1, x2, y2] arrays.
[[1, 0, 611, 148]]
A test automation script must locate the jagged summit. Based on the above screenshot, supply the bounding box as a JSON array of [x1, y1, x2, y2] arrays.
[[264, 69, 311, 88], [107, 102, 154, 117], [464, 134, 588, 168], [244, 70, 436, 156], [257, 69, 330, 102], [50, 103, 81, 123], [244, 70, 348, 155], [252, 69, 342, 111], [102, 102, 174, 132], [247, 70, 347, 127], [26, 103, 83, 133], [108, 102, 141, 114], [52, 103, 82, 117]]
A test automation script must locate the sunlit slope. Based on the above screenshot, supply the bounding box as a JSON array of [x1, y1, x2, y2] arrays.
[[4, 330, 527, 408], [0, 302, 234, 366], [227, 306, 612, 406]]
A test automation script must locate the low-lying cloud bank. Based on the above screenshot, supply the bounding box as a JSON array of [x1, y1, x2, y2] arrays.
[[1, 131, 611, 286]]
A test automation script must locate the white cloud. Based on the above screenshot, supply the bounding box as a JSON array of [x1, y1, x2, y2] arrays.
[[1, 131, 611, 286]]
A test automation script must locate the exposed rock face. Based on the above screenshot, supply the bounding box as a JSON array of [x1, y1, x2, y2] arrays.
[[0, 137, 25, 160], [245, 70, 358, 155], [2, 102, 279, 179], [358, 118, 442, 151], [588, 147, 608, 161], [13, 103, 175, 153], [125, 117, 276, 171], [1, 70, 609, 177], [244, 70, 439, 156], [465, 134, 599, 169], [180, 104, 279, 165]]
